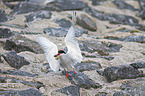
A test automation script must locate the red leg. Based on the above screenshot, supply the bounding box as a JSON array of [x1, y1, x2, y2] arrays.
[[73, 68, 76, 74], [66, 70, 69, 77]]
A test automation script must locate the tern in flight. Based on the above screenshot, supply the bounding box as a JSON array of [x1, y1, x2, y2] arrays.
[[37, 11, 82, 77]]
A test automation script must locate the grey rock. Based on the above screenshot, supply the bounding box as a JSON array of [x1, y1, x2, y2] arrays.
[[0, 76, 7, 83], [79, 43, 94, 53], [74, 62, 102, 72], [120, 35, 145, 43], [138, 0, 145, 20], [44, 27, 68, 37], [46, 18, 88, 37], [2, 51, 30, 70], [11, 79, 44, 89], [56, 85, 80, 96], [135, 24, 145, 31], [113, 91, 124, 96], [0, 28, 14, 38], [12, 0, 87, 14], [54, 19, 71, 28], [130, 62, 145, 69], [113, 0, 138, 11], [4, 34, 44, 53], [91, 0, 107, 5], [103, 65, 142, 82], [105, 35, 145, 43], [0, 88, 44, 96], [12, 2, 58, 14], [62, 71, 101, 89], [0, 10, 14, 22], [85, 55, 114, 61], [44, 27, 88, 37], [80, 40, 122, 55], [51, 0, 87, 10], [83, 7, 138, 25], [120, 78, 145, 96], [0, 69, 38, 77], [12, 2, 44, 14], [26, 10, 52, 22], [0, 76, 44, 88], [76, 14, 97, 31]]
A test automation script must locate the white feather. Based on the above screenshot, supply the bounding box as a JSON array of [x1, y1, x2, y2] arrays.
[[65, 25, 82, 64], [36, 36, 60, 72]]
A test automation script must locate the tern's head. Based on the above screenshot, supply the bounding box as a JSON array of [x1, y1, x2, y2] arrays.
[[54, 50, 66, 60]]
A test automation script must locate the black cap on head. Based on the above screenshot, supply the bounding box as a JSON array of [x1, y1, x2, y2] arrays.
[[58, 50, 66, 54]]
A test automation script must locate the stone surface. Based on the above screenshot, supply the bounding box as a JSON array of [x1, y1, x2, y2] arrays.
[[12, 2, 44, 14], [113, 0, 138, 11], [91, 0, 107, 5], [0, 88, 44, 96], [83, 7, 138, 25], [44, 26, 88, 37], [74, 62, 102, 72], [51, 0, 87, 10], [130, 62, 145, 69], [120, 35, 145, 43], [2, 51, 30, 70], [54, 18, 71, 28], [105, 35, 145, 43], [25, 10, 52, 22], [4, 34, 44, 54], [0, 28, 14, 38], [138, 0, 145, 20], [113, 91, 124, 96], [56, 85, 80, 96], [119, 78, 145, 96], [76, 14, 97, 31], [0, 69, 37, 77], [0, 10, 14, 22], [79, 42, 94, 53], [85, 55, 114, 61], [0, 76, 44, 89], [103, 65, 142, 82], [63, 71, 101, 89], [80, 40, 122, 55]]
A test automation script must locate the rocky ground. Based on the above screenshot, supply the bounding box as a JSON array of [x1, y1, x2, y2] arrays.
[[0, 0, 145, 96]]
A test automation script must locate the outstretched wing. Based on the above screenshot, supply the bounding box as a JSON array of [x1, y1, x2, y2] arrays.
[[36, 36, 60, 72], [65, 25, 82, 64]]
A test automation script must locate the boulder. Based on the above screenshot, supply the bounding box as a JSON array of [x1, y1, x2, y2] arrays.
[[76, 14, 97, 31], [26, 10, 52, 22], [63, 71, 101, 89], [74, 62, 102, 72], [2, 51, 30, 70], [4, 34, 44, 53], [102, 65, 142, 82], [0, 28, 14, 38], [0, 88, 44, 96]]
